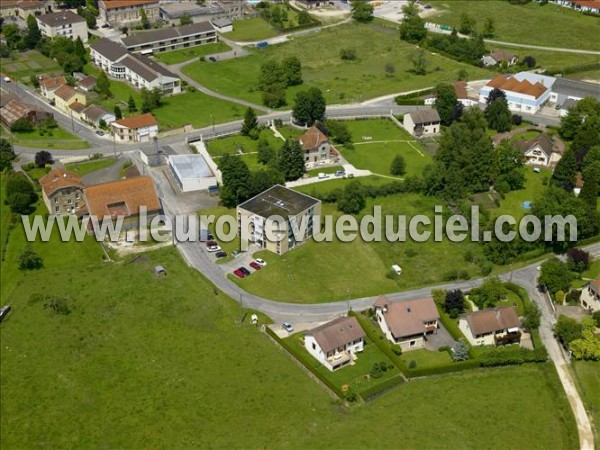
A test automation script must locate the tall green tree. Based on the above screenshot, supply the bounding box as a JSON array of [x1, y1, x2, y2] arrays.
[[539, 258, 574, 296], [434, 83, 458, 126], [496, 141, 525, 193], [485, 97, 512, 132], [390, 155, 406, 176], [114, 105, 123, 120], [410, 48, 428, 75], [3, 23, 21, 49], [278, 139, 305, 181], [257, 139, 276, 166], [0, 138, 16, 171], [458, 12, 475, 35], [351, 0, 374, 23], [482, 17, 495, 37], [127, 94, 137, 113], [292, 87, 326, 126], [25, 14, 42, 49], [281, 56, 302, 86], [400, 0, 427, 43], [551, 148, 577, 192], [74, 36, 86, 61], [140, 8, 150, 29], [248, 168, 285, 196], [219, 154, 251, 208], [95, 70, 112, 97], [337, 181, 366, 214], [241, 107, 258, 138], [297, 10, 312, 26]]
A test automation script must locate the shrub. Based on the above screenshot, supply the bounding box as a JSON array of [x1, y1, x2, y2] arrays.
[[408, 360, 417, 369], [18, 246, 43, 270], [555, 290, 565, 304], [340, 48, 357, 61]]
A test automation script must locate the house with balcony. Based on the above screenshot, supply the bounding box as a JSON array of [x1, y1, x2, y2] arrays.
[[580, 276, 600, 312], [122, 22, 217, 55], [373, 297, 439, 352], [36, 10, 88, 43], [458, 306, 522, 346], [304, 316, 366, 371], [514, 133, 562, 167], [90, 38, 181, 94], [237, 185, 321, 255]]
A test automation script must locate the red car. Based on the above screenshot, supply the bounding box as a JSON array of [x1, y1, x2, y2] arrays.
[[249, 262, 262, 271], [233, 269, 245, 278]]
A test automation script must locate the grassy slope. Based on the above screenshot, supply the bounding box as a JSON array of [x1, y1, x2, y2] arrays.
[[153, 42, 231, 65], [65, 157, 118, 177], [428, 0, 600, 51], [183, 22, 492, 106], [571, 361, 600, 448], [222, 17, 280, 41]]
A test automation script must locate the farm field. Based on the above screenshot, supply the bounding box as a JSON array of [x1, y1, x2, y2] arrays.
[[0, 50, 62, 81], [428, 0, 600, 51], [183, 22, 493, 106], [153, 42, 231, 65]]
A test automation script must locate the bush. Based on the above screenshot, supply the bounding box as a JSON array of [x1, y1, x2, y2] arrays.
[[478, 346, 547, 366], [408, 360, 417, 369], [18, 246, 43, 270], [339, 48, 357, 61]]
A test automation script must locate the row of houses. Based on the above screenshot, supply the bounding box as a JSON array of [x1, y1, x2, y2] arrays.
[[0, 0, 48, 19], [121, 21, 217, 55], [302, 296, 524, 372], [551, 0, 600, 13]]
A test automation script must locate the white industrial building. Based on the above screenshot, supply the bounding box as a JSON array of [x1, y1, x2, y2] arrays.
[[168, 154, 217, 192]]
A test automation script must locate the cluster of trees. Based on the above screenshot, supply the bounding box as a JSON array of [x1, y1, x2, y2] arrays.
[[539, 257, 574, 298], [433, 83, 462, 126], [95, 71, 112, 98], [555, 315, 600, 360], [458, 13, 495, 38], [258, 57, 303, 108], [443, 289, 466, 318], [292, 87, 326, 126], [351, 1, 374, 23], [256, 2, 292, 28], [19, 246, 43, 270], [39, 35, 87, 75], [5, 172, 38, 215], [425, 108, 524, 200], [2, 15, 41, 52], [0, 139, 16, 171], [140, 87, 163, 113], [76, 5, 98, 29], [427, 31, 487, 66], [399, 0, 427, 44], [484, 88, 512, 132], [469, 276, 507, 309]]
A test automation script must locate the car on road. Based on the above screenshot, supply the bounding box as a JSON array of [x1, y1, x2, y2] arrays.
[[0, 305, 11, 322], [335, 170, 346, 177], [233, 269, 245, 278], [3, 76, 11, 83], [255, 258, 267, 267], [207, 244, 221, 252], [249, 261, 262, 271], [209, 56, 217, 62], [215, 250, 227, 258], [95, 130, 105, 136], [239, 267, 251, 277], [282, 322, 294, 332]]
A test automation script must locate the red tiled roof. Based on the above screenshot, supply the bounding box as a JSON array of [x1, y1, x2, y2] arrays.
[[573, 0, 600, 8], [69, 101, 86, 113], [299, 126, 328, 152], [54, 84, 79, 102], [79, 75, 96, 89], [101, 0, 158, 10], [453, 81, 468, 99], [84, 176, 161, 218], [590, 275, 600, 294], [486, 75, 548, 99], [113, 113, 157, 129], [39, 168, 85, 197], [39, 75, 67, 91]]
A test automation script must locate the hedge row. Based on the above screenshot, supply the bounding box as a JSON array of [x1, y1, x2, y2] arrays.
[[394, 98, 426, 106], [395, 87, 434, 99], [546, 62, 600, 76], [478, 346, 547, 366], [265, 327, 343, 398], [404, 359, 480, 378], [350, 311, 405, 369], [360, 374, 405, 401], [435, 305, 464, 341]]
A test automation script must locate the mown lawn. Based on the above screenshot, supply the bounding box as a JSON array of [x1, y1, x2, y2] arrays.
[[339, 119, 432, 177], [571, 361, 600, 447], [222, 17, 280, 42], [184, 22, 492, 106], [153, 42, 231, 65], [1, 125, 90, 150], [65, 157, 117, 177], [229, 194, 488, 303], [487, 169, 551, 220], [428, 0, 600, 51]]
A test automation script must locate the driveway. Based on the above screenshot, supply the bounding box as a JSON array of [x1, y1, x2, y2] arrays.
[[81, 155, 128, 185], [425, 323, 456, 350]]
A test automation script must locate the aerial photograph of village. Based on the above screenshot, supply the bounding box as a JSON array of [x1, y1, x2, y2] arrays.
[[0, 0, 599, 448]]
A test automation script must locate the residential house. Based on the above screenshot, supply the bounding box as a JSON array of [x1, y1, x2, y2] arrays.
[[39, 74, 67, 101], [4, 0, 49, 18], [82, 104, 116, 127], [373, 297, 439, 352], [111, 113, 158, 143], [69, 100, 86, 120], [122, 22, 217, 55], [580, 276, 600, 312], [304, 316, 365, 372], [98, 0, 159, 26], [403, 109, 441, 137], [237, 185, 321, 255], [39, 168, 86, 216], [36, 10, 88, 43], [0, 98, 52, 127], [458, 306, 522, 346], [424, 81, 478, 107], [298, 126, 336, 164], [481, 50, 518, 67], [78, 75, 97, 92], [479, 72, 555, 114], [90, 38, 181, 94], [53, 84, 86, 115], [211, 18, 233, 33], [514, 133, 562, 167], [83, 176, 162, 230], [159, 1, 241, 25]]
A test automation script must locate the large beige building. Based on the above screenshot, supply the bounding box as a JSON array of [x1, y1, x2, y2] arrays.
[[36, 10, 88, 43], [99, 0, 159, 26], [237, 185, 321, 255], [39, 168, 86, 216]]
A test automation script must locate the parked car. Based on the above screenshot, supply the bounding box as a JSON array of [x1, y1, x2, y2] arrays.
[[347, 173, 355, 179], [255, 258, 267, 267], [206, 240, 217, 247], [282, 322, 294, 332], [239, 267, 251, 276], [95, 130, 105, 136], [3, 76, 11, 83], [215, 250, 227, 258], [249, 261, 262, 271], [317, 172, 329, 179], [335, 170, 346, 177], [209, 56, 217, 62], [233, 269, 245, 278], [0, 305, 11, 322], [207, 244, 221, 252]]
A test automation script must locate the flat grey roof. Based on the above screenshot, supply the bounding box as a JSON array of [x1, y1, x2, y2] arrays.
[[211, 18, 232, 27], [238, 185, 320, 218], [169, 154, 214, 179], [553, 78, 600, 100]]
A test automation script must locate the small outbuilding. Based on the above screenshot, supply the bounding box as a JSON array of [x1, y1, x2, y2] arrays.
[[168, 154, 217, 192], [211, 18, 233, 33]]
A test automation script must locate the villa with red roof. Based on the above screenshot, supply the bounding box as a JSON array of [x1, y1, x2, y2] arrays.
[[479, 72, 555, 114], [111, 113, 158, 143]]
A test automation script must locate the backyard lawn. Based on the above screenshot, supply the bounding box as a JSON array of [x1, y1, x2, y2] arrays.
[[1, 125, 90, 150], [184, 22, 492, 106], [65, 157, 117, 177], [153, 42, 231, 65], [571, 361, 600, 446], [339, 119, 432, 177], [487, 169, 551, 220], [428, 0, 600, 51]]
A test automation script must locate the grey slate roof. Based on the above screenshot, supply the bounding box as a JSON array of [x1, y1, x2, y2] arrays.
[[122, 21, 215, 47], [552, 78, 600, 100], [238, 185, 320, 218], [82, 104, 112, 122], [37, 10, 86, 27], [91, 38, 128, 62], [408, 109, 441, 124]]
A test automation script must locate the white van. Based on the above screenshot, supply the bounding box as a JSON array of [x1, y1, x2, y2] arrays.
[[318, 173, 329, 179], [391, 264, 402, 275]]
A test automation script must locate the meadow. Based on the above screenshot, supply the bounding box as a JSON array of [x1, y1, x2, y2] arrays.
[[153, 42, 231, 65], [571, 361, 600, 447], [1, 124, 90, 150]]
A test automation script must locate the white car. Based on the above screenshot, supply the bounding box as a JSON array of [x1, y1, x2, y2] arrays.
[[3, 77, 11, 83], [207, 245, 221, 252], [255, 258, 267, 267]]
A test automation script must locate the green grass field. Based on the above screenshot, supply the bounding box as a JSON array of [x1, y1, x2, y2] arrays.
[[223, 17, 281, 42], [228, 194, 488, 303], [1, 125, 90, 150], [0, 50, 62, 81], [571, 361, 600, 447], [340, 119, 432, 177], [65, 157, 117, 177], [183, 22, 493, 106], [490, 169, 551, 220], [428, 0, 600, 51], [153, 42, 231, 65]]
